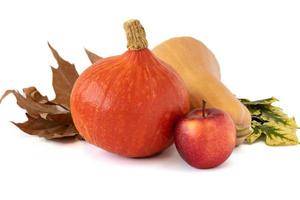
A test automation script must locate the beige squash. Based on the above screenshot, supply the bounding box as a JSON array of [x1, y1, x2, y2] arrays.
[[153, 37, 252, 145]]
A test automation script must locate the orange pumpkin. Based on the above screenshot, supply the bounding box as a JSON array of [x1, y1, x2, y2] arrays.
[[70, 20, 189, 157]]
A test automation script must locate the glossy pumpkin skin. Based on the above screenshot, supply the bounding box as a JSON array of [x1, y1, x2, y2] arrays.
[[70, 49, 190, 157]]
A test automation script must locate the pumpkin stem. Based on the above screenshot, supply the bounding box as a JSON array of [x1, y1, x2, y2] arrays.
[[124, 19, 148, 50]]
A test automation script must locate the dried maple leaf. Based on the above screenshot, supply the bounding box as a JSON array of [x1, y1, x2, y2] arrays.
[[23, 87, 49, 104], [13, 114, 78, 139], [0, 89, 66, 117], [84, 48, 102, 64], [1, 87, 79, 139], [48, 43, 79, 109], [0, 44, 82, 140]]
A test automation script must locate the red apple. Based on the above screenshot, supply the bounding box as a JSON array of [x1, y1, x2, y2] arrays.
[[174, 107, 236, 169]]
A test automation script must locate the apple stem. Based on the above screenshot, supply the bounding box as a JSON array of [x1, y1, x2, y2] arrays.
[[202, 100, 207, 118]]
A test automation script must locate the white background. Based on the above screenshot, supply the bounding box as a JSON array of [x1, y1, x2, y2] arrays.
[[0, 0, 300, 199]]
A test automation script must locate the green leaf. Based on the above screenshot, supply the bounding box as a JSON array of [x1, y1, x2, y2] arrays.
[[240, 97, 299, 146], [260, 106, 295, 126], [263, 121, 298, 145], [246, 121, 263, 144], [240, 97, 278, 105], [247, 107, 262, 117]]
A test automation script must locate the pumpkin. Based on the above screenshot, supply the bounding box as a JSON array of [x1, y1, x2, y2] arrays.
[[70, 20, 190, 157]]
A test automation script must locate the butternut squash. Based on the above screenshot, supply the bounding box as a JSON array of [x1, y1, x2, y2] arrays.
[[153, 37, 252, 145]]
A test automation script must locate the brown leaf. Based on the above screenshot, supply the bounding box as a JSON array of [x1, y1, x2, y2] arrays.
[[23, 87, 49, 104], [48, 43, 79, 109], [1, 44, 83, 141], [13, 114, 78, 139], [0, 89, 67, 117], [84, 48, 102, 64], [0, 90, 13, 103], [45, 113, 73, 124], [1, 87, 81, 140]]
